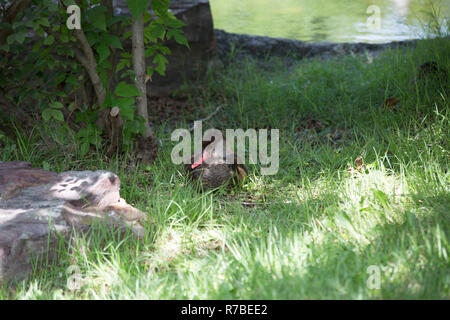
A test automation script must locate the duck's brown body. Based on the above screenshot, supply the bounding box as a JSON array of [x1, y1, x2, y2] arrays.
[[184, 136, 247, 190]]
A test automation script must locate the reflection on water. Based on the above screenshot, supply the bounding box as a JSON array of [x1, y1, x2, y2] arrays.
[[210, 0, 449, 43]]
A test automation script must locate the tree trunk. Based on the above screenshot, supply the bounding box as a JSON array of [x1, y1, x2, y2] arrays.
[[131, 7, 157, 164], [132, 13, 151, 137]]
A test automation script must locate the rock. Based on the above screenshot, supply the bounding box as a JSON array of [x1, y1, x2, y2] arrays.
[[114, 0, 217, 97], [215, 29, 417, 62], [0, 161, 147, 285], [0, 161, 58, 199]]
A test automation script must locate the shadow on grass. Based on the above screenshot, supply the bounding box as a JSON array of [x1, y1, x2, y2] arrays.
[[206, 189, 449, 299]]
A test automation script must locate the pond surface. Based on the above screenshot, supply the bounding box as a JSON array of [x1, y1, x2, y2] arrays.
[[210, 0, 449, 43]]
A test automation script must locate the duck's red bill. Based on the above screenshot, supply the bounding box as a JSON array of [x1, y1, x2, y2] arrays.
[[191, 152, 211, 169]]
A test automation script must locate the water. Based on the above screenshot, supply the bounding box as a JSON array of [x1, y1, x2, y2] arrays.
[[210, 0, 450, 43]]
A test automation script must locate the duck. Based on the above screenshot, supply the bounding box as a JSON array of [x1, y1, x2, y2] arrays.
[[184, 135, 247, 190]]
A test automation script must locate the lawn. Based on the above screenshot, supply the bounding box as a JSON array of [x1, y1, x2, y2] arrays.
[[0, 36, 448, 299]]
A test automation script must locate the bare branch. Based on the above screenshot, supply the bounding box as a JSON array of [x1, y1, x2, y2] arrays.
[[132, 11, 151, 138], [72, 47, 88, 68], [189, 105, 225, 131], [73, 29, 106, 107], [106, 106, 123, 157]]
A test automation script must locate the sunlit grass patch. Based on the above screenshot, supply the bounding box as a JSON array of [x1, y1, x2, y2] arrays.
[[1, 35, 449, 299]]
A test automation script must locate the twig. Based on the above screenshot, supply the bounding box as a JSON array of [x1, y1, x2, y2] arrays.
[[189, 104, 225, 131], [106, 107, 123, 157]]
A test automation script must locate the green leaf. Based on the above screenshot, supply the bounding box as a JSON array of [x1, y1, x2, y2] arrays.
[[134, 116, 147, 135], [77, 127, 94, 139], [48, 2, 58, 12], [36, 26, 45, 37], [143, 12, 152, 23], [116, 62, 126, 73], [95, 43, 110, 63], [80, 141, 90, 156], [55, 72, 66, 86], [65, 74, 78, 86], [98, 58, 112, 70], [163, 13, 185, 27], [151, 0, 170, 14], [146, 66, 154, 78], [158, 45, 171, 55], [38, 17, 50, 27], [145, 23, 165, 42], [103, 34, 123, 49], [0, 44, 10, 52], [145, 46, 157, 58], [126, 0, 148, 20], [42, 161, 50, 171], [44, 35, 55, 45], [0, 22, 11, 30], [101, 91, 114, 109], [155, 63, 165, 76], [68, 102, 76, 111], [6, 34, 15, 45], [50, 101, 64, 109], [60, 33, 69, 43], [120, 70, 135, 79], [62, 0, 77, 7], [116, 97, 135, 109], [167, 29, 188, 47], [12, 20, 24, 29], [120, 108, 134, 121], [116, 98, 135, 120], [123, 31, 132, 40], [86, 6, 107, 31], [86, 31, 99, 46], [51, 109, 64, 121], [115, 82, 142, 97], [108, 16, 126, 27], [153, 53, 168, 75], [42, 108, 52, 122], [174, 32, 189, 47], [153, 53, 168, 65], [97, 65, 108, 87], [16, 31, 27, 44]]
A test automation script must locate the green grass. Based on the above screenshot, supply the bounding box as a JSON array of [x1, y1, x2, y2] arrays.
[[0, 36, 449, 300]]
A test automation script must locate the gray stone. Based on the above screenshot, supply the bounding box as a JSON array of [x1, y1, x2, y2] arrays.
[[0, 161, 147, 284]]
